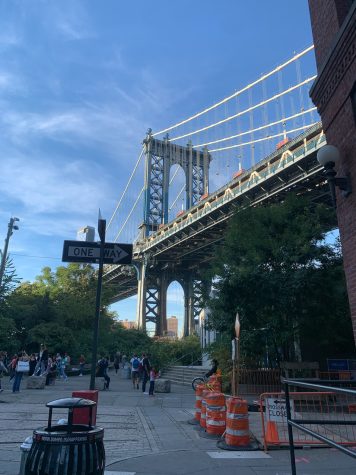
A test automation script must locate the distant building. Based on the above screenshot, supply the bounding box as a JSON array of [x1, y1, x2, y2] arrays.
[[77, 226, 95, 242], [119, 319, 137, 330], [167, 316, 178, 338]]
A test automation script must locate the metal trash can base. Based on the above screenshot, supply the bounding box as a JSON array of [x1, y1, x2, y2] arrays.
[[24, 397, 105, 475]]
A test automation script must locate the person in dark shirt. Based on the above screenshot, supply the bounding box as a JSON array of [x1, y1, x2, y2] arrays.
[[141, 353, 151, 393], [205, 359, 218, 378], [96, 356, 110, 389], [28, 354, 37, 376]]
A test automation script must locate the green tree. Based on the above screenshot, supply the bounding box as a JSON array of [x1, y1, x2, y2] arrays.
[[0, 256, 21, 313], [5, 263, 117, 357], [204, 195, 353, 365]]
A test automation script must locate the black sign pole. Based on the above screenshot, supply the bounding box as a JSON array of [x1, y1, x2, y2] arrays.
[[89, 218, 106, 390]]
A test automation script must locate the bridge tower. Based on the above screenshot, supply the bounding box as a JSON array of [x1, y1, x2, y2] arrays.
[[136, 130, 211, 336]]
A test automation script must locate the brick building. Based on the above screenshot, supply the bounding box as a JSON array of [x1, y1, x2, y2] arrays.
[[119, 319, 137, 330], [167, 316, 178, 338], [309, 0, 356, 345]]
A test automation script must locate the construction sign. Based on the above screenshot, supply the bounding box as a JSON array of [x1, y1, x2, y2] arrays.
[[265, 397, 295, 422]]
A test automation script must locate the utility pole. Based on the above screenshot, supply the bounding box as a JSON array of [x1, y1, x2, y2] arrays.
[[0, 217, 20, 290]]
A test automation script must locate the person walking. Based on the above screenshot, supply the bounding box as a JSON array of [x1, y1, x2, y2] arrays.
[[0, 354, 8, 392], [38, 344, 48, 376], [96, 356, 110, 389], [8, 354, 18, 381], [59, 353, 68, 381], [12, 351, 29, 393], [130, 354, 140, 389], [79, 354, 85, 376], [28, 354, 37, 376], [114, 352, 120, 374], [149, 367, 157, 396], [45, 357, 57, 386], [141, 353, 151, 394]]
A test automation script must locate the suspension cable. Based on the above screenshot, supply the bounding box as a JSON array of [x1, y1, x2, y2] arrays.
[[114, 186, 144, 242], [152, 45, 314, 137], [209, 122, 319, 153], [107, 147, 144, 230], [169, 185, 186, 211], [170, 76, 316, 142], [194, 107, 317, 148]]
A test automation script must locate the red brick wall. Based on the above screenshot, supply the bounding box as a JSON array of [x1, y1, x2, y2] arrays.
[[309, 0, 356, 346]]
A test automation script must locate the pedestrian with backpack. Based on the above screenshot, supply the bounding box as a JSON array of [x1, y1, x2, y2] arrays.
[[130, 354, 140, 389], [141, 353, 151, 394]]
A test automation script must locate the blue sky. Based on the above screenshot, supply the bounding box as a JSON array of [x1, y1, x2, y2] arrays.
[[0, 1, 315, 334]]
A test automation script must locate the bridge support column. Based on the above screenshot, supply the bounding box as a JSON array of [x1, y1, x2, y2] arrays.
[[183, 276, 194, 337], [136, 261, 168, 336], [136, 261, 147, 331], [183, 275, 208, 337]]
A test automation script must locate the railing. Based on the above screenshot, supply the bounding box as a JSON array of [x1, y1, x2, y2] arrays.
[[284, 379, 356, 475]]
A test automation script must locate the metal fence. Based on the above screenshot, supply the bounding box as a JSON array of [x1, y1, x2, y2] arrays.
[[283, 379, 356, 475], [239, 368, 282, 395]]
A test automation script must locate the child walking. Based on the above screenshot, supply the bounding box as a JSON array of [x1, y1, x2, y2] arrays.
[[149, 367, 157, 396]]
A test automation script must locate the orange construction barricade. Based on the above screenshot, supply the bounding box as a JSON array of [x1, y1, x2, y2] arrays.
[[225, 397, 250, 447], [206, 392, 226, 436], [208, 375, 222, 392], [195, 384, 205, 421], [200, 390, 210, 429]]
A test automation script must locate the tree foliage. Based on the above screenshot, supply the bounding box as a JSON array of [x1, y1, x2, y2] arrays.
[[2, 264, 117, 357], [204, 195, 354, 365], [0, 256, 21, 313], [1, 262, 201, 369]]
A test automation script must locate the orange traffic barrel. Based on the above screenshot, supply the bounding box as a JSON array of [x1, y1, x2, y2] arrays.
[[208, 375, 222, 392], [200, 390, 210, 429], [206, 392, 226, 436], [225, 397, 250, 446], [194, 384, 205, 421]]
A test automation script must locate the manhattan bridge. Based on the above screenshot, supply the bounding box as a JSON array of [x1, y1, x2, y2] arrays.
[[103, 45, 329, 337]]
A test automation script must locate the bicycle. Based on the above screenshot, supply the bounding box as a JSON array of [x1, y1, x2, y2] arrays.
[[192, 374, 208, 391]]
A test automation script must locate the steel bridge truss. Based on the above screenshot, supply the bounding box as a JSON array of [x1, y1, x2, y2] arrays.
[[142, 131, 211, 237], [105, 123, 331, 336]]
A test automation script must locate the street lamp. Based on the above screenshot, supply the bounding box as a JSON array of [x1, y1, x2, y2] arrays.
[[317, 145, 352, 208], [232, 312, 241, 396], [0, 217, 20, 290]]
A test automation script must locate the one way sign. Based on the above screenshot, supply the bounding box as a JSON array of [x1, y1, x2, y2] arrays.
[[62, 240, 133, 265]]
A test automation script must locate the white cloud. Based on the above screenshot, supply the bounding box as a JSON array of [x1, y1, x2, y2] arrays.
[[0, 152, 112, 234]]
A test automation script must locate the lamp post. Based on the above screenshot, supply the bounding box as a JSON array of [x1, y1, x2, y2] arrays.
[[0, 217, 20, 290], [232, 312, 241, 396], [317, 145, 352, 208]]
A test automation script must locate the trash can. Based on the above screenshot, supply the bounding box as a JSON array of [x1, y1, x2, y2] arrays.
[[19, 436, 32, 475], [72, 390, 99, 425], [25, 397, 105, 475]]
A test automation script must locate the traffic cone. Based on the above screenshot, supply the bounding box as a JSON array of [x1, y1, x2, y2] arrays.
[[265, 421, 279, 443]]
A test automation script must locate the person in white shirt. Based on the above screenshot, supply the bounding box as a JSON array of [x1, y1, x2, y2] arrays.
[[130, 354, 140, 389]]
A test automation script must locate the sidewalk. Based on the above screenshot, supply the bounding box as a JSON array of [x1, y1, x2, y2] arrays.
[[0, 371, 355, 474]]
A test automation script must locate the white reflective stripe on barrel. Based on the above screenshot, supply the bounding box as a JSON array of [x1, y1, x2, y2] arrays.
[[206, 405, 225, 411], [201, 413, 206, 419], [206, 420, 225, 426], [227, 413, 248, 420], [226, 427, 249, 436], [195, 408, 201, 413], [196, 396, 202, 400]]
